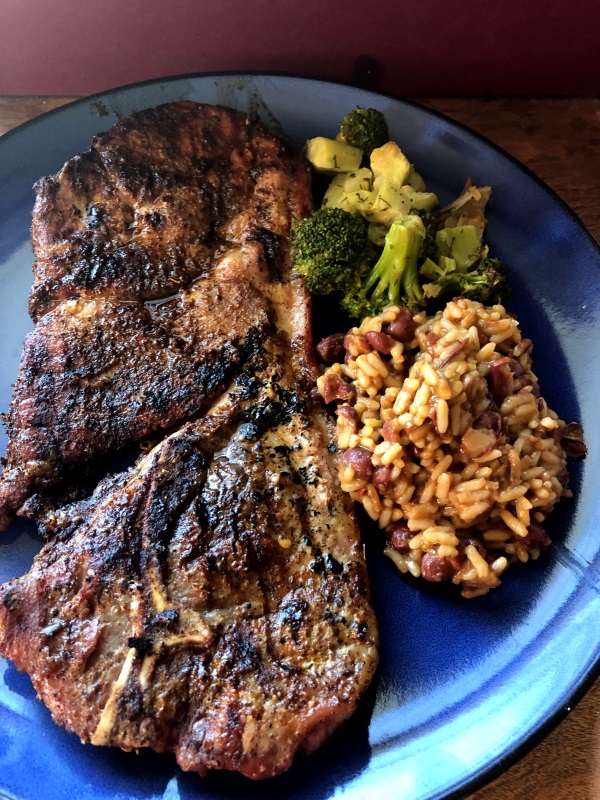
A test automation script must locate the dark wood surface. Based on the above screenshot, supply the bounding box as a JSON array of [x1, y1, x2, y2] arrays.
[[1, 95, 599, 800]]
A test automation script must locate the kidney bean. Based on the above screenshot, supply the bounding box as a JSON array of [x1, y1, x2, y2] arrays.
[[336, 404, 360, 433], [322, 374, 356, 405], [515, 337, 533, 356], [521, 521, 551, 551], [425, 330, 439, 353], [387, 308, 415, 342], [382, 420, 401, 443], [342, 446, 373, 480], [554, 422, 587, 459], [510, 358, 525, 378], [462, 537, 486, 557], [515, 379, 541, 398], [372, 465, 392, 489], [421, 551, 456, 582], [365, 330, 393, 355], [472, 410, 502, 434], [316, 333, 346, 364], [510, 354, 540, 397], [489, 356, 535, 403], [487, 357, 514, 405], [472, 410, 503, 437], [525, 380, 541, 398], [390, 521, 412, 553]]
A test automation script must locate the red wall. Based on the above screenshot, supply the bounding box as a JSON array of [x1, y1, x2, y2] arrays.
[[1, 0, 598, 97]]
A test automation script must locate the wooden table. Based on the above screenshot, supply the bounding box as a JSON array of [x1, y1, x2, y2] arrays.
[[1, 95, 599, 800]]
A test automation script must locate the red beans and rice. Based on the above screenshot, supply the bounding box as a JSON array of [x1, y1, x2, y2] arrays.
[[317, 298, 585, 598]]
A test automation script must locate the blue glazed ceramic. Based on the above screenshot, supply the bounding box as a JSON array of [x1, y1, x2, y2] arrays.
[[1, 74, 599, 800]]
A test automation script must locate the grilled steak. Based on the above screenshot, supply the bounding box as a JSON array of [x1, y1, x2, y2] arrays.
[[0, 101, 379, 777], [0, 325, 378, 778]]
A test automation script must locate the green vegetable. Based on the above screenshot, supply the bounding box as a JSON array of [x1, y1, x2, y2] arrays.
[[305, 137, 362, 173], [321, 174, 353, 211], [291, 207, 371, 294], [419, 255, 458, 282], [436, 224, 487, 270], [322, 172, 437, 230], [370, 141, 411, 186], [298, 110, 512, 320], [341, 215, 425, 318], [360, 177, 413, 226], [421, 257, 510, 305], [339, 107, 389, 158], [400, 186, 438, 211]]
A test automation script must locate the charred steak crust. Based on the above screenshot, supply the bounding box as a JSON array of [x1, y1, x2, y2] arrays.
[[0, 102, 379, 779]]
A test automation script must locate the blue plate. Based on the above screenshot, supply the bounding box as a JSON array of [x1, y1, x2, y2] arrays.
[[1, 74, 599, 800]]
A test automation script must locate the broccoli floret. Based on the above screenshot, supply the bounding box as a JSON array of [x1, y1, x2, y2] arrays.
[[339, 108, 389, 158], [292, 207, 370, 295], [340, 215, 425, 318], [477, 258, 511, 304], [422, 257, 510, 305], [339, 262, 376, 319]]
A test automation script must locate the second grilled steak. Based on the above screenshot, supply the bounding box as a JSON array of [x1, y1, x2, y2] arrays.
[[0, 331, 379, 778]]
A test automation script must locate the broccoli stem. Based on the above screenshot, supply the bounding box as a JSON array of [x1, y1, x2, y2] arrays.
[[364, 215, 425, 309]]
